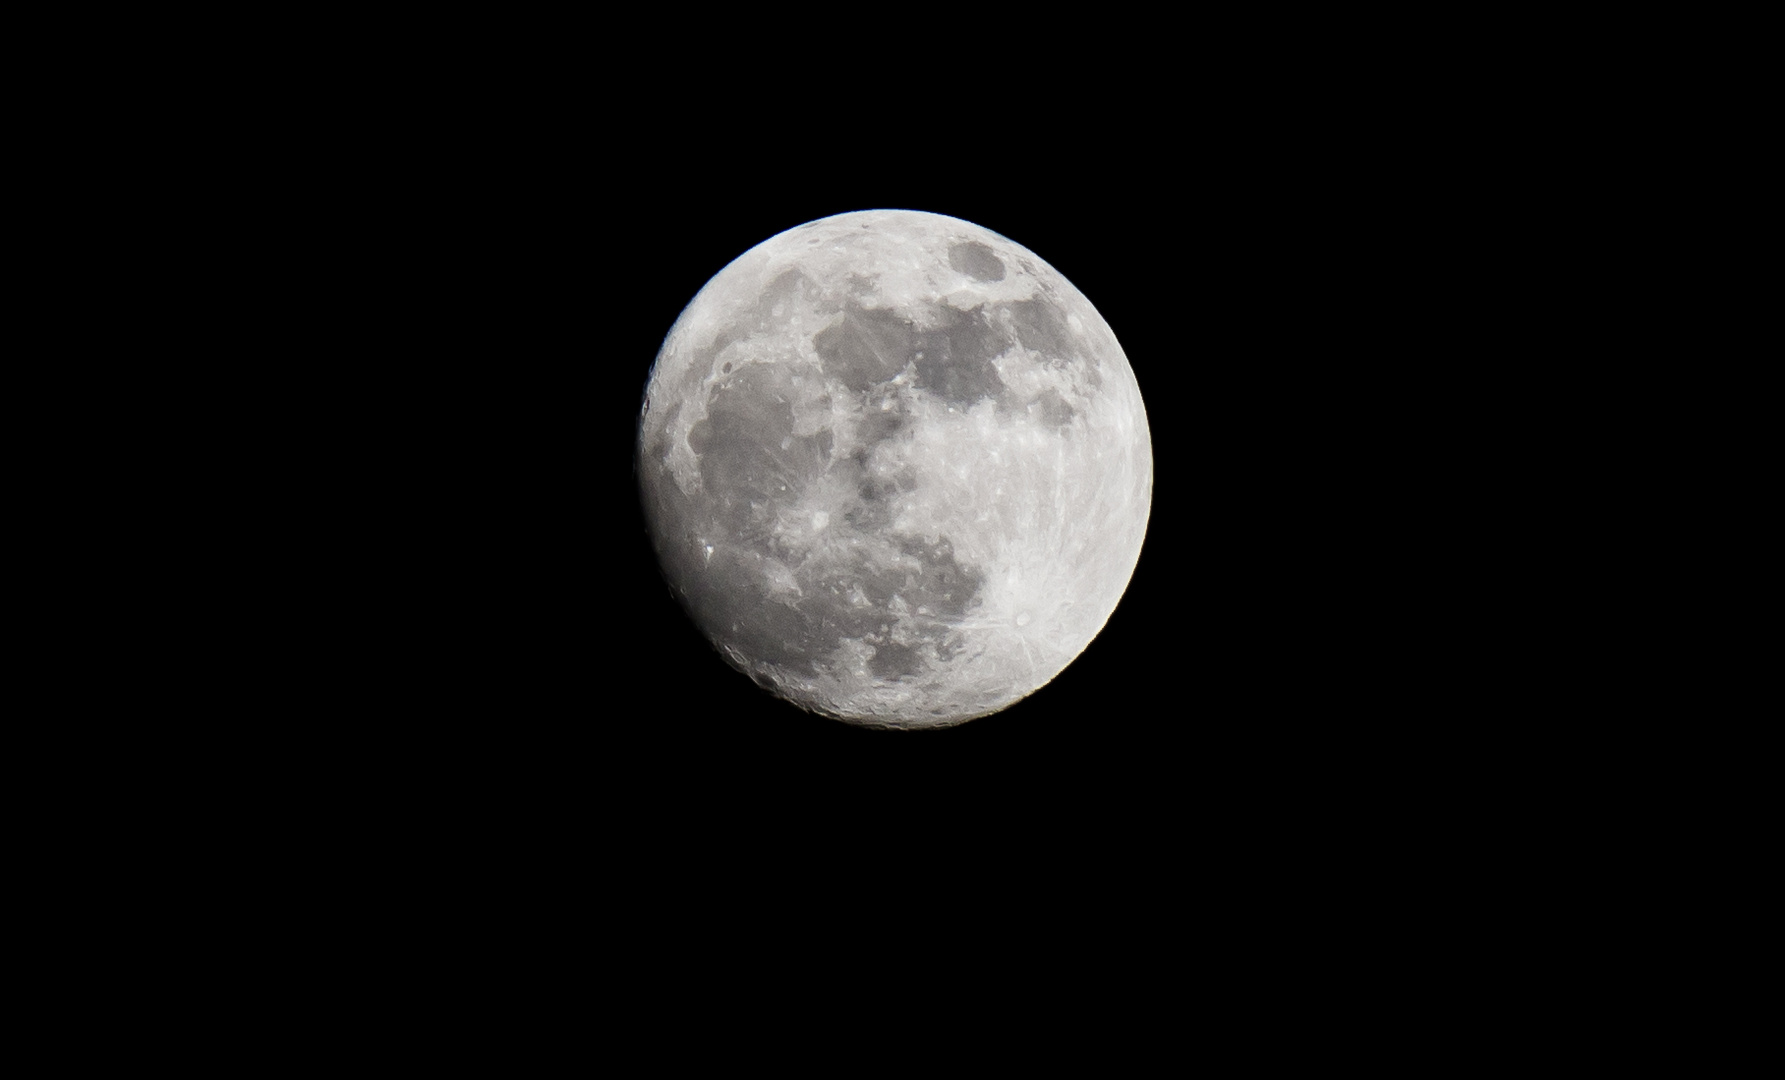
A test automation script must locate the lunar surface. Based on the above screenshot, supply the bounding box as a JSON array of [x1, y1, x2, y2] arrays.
[[637, 210, 1151, 729]]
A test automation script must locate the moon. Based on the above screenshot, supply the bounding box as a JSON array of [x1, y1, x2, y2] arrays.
[[637, 209, 1151, 729]]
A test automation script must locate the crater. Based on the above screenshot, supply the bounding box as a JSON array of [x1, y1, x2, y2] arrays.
[[948, 241, 1006, 282], [691, 329, 739, 379]]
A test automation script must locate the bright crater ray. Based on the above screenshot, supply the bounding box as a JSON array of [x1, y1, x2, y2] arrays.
[[637, 210, 1152, 729]]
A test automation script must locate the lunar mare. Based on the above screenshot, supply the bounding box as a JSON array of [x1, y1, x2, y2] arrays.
[[637, 210, 1151, 729]]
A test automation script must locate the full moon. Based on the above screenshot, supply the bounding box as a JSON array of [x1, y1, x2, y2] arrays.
[[637, 210, 1151, 729]]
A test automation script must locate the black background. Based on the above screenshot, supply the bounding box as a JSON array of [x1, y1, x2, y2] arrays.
[[141, 33, 1613, 1029], [324, 98, 1524, 885], [590, 160, 1396, 844]]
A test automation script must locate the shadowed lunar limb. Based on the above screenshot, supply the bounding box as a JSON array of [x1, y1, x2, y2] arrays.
[[638, 210, 1151, 729]]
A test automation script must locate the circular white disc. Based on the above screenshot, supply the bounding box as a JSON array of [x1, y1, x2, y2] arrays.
[[638, 210, 1152, 729]]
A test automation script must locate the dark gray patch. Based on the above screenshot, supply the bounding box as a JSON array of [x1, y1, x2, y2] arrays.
[[692, 362, 828, 540], [664, 369, 838, 676], [844, 460, 911, 530], [857, 475, 896, 503], [856, 562, 909, 607], [1004, 297, 1074, 359], [813, 306, 914, 392], [860, 460, 913, 497], [721, 361, 732, 373], [817, 301, 1013, 407], [639, 451, 839, 679], [869, 641, 922, 680], [911, 304, 1008, 407], [687, 417, 712, 455], [685, 550, 833, 674], [855, 403, 907, 447], [893, 534, 983, 622], [799, 530, 983, 661], [1030, 387, 1075, 428], [842, 498, 891, 531], [948, 241, 1006, 282], [755, 269, 804, 321]]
